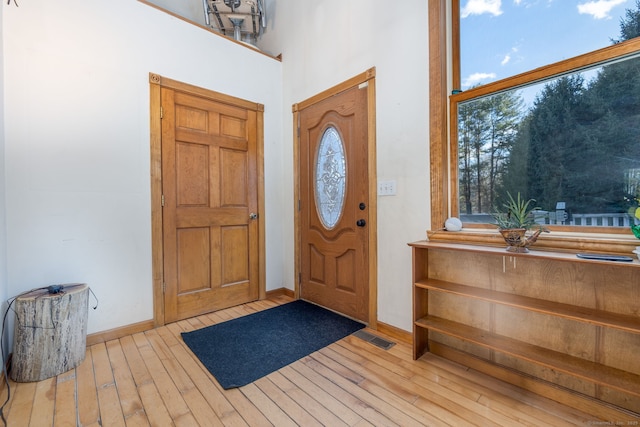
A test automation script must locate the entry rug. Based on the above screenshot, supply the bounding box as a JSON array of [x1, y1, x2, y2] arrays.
[[181, 300, 365, 389]]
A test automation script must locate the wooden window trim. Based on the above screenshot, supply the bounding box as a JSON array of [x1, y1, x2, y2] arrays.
[[428, 0, 640, 255]]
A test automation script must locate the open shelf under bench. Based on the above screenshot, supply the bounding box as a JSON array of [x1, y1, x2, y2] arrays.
[[415, 279, 640, 334], [416, 315, 640, 398], [410, 240, 640, 415]]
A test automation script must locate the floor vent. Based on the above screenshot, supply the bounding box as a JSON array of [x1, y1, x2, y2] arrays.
[[352, 330, 395, 350]]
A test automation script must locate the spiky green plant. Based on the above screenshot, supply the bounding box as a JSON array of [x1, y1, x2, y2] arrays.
[[492, 192, 539, 230]]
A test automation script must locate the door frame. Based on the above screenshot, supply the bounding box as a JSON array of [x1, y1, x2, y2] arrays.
[[149, 72, 266, 327], [292, 68, 378, 328]]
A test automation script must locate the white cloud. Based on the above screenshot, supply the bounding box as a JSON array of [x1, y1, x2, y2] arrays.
[[461, 0, 503, 18], [501, 47, 519, 66], [462, 72, 498, 88], [577, 0, 627, 19]]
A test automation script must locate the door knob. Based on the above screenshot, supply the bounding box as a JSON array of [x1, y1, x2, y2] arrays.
[[356, 219, 366, 227], [249, 212, 258, 220]]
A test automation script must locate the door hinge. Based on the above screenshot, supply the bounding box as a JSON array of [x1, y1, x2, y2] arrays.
[[160, 106, 163, 119], [298, 272, 302, 285], [161, 194, 165, 207], [298, 199, 301, 211]]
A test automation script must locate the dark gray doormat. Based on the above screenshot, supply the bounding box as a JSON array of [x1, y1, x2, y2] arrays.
[[181, 300, 365, 389]]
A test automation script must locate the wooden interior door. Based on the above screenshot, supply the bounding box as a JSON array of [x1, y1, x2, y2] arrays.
[[161, 87, 260, 323], [299, 83, 370, 322]]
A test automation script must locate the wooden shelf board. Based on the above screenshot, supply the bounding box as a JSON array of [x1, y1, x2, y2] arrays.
[[408, 240, 640, 268], [415, 315, 640, 397], [415, 279, 640, 334]]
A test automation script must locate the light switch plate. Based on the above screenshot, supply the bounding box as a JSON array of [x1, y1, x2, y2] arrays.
[[378, 180, 397, 196]]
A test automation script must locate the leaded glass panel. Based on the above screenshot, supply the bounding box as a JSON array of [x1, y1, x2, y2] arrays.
[[315, 126, 346, 229]]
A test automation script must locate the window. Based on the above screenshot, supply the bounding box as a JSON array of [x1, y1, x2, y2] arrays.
[[458, 54, 640, 228], [459, 0, 635, 87], [428, 0, 640, 252]]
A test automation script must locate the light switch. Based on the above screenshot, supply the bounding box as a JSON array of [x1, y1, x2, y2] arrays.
[[378, 180, 397, 196]]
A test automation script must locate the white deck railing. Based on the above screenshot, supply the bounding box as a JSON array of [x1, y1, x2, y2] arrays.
[[461, 212, 637, 227], [534, 211, 635, 227]]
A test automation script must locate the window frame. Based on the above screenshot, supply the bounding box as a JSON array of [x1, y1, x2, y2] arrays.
[[428, 0, 640, 253]]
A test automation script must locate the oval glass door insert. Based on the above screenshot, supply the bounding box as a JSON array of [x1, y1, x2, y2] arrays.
[[315, 126, 346, 229]]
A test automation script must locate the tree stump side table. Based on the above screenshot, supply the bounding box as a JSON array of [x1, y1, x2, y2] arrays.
[[11, 283, 89, 382]]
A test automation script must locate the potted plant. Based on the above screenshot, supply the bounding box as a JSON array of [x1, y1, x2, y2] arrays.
[[492, 192, 548, 253]]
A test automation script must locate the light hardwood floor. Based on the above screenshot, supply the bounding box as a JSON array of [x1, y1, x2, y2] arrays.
[[1, 295, 637, 426]]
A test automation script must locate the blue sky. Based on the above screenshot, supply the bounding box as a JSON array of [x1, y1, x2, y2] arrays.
[[460, 0, 634, 88]]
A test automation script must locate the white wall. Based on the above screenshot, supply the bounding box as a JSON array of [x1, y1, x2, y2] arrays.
[[258, 0, 431, 331], [0, 2, 8, 349], [2, 0, 284, 336]]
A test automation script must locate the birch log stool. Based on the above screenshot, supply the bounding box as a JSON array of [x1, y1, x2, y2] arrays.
[[11, 283, 89, 382]]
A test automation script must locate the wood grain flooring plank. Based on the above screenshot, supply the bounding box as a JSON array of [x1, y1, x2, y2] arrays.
[[76, 349, 100, 426], [54, 372, 78, 427], [90, 343, 126, 427], [336, 339, 483, 427], [302, 354, 412, 426], [123, 410, 151, 427], [331, 340, 504, 426], [145, 330, 194, 393], [132, 332, 192, 421], [119, 334, 154, 387], [90, 343, 114, 388], [28, 376, 55, 427], [144, 327, 225, 427], [268, 370, 349, 427], [160, 324, 246, 426], [239, 382, 297, 427], [136, 381, 175, 427], [96, 379, 127, 427], [220, 389, 272, 427], [278, 364, 364, 426], [4, 380, 36, 426], [290, 358, 403, 426], [182, 387, 225, 427], [308, 350, 444, 427], [106, 340, 146, 421], [254, 376, 323, 427]]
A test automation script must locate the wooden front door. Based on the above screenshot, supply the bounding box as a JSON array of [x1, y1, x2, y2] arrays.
[[160, 86, 261, 323], [298, 81, 371, 323]]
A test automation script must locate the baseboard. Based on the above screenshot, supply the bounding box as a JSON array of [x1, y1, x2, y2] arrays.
[[86, 319, 155, 347], [375, 321, 412, 345], [265, 287, 295, 299]]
